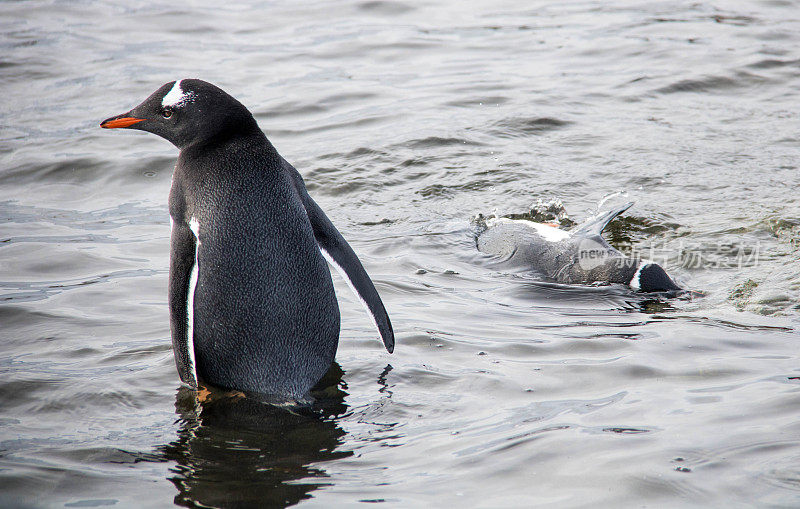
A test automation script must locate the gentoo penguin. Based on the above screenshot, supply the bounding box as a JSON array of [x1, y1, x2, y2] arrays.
[[101, 79, 394, 400], [476, 202, 682, 293]]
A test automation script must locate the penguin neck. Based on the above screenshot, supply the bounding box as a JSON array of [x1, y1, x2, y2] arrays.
[[180, 127, 278, 166], [594, 256, 640, 285]]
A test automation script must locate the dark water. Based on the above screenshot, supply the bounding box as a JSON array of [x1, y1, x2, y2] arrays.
[[2, 1, 800, 507]]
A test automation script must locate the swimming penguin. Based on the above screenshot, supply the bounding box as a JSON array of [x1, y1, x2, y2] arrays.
[[101, 79, 394, 400], [476, 202, 682, 293]]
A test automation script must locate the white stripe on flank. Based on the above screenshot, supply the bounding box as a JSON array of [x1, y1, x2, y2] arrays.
[[319, 247, 383, 339], [629, 260, 652, 291], [186, 217, 200, 387], [486, 217, 571, 242], [162, 79, 195, 108]]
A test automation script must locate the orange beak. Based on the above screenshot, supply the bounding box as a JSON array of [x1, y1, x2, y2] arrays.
[[100, 117, 145, 129]]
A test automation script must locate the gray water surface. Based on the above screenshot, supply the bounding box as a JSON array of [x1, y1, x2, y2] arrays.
[[2, 1, 800, 507]]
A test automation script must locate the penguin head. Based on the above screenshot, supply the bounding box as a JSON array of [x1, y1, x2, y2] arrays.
[[100, 79, 259, 149], [630, 262, 682, 293]]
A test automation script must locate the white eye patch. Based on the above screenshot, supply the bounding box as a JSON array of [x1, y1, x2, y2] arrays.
[[162, 79, 196, 108]]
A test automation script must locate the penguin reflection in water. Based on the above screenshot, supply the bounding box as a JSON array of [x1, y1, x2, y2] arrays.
[[101, 79, 394, 401]]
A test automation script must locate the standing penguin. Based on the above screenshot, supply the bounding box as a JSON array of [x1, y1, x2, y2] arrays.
[[101, 79, 394, 400]]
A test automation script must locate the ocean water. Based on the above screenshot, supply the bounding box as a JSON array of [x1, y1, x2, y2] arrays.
[[2, 1, 799, 507]]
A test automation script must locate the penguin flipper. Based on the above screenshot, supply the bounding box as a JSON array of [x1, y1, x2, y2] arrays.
[[299, 192, 395, 353], [169, 220, 199, 387], [573, 201, 634, 236]]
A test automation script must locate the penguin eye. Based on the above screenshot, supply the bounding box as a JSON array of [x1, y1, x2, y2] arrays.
[[161, 107, 173, 119]]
